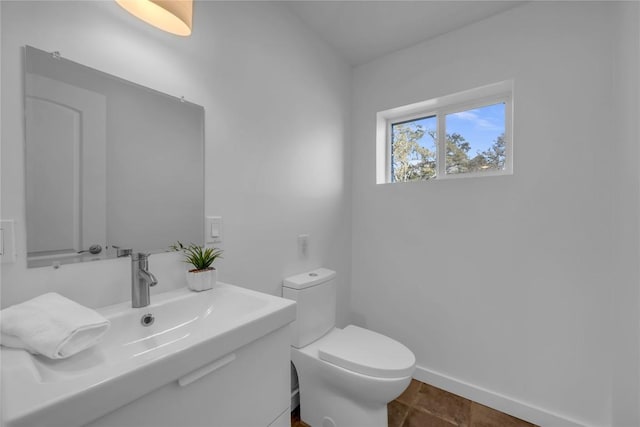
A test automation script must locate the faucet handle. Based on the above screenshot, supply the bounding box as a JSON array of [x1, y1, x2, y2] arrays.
[[113, 245, 132, 257]]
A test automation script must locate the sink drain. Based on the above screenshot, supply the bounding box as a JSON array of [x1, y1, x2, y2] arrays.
[[140, 313, 155, 327]]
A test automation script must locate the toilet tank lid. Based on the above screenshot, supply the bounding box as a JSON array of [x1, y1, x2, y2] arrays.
[[283, 268, 336, 289]]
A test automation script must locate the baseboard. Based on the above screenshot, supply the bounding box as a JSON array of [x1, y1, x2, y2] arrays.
[[413, 365, 589, 427]]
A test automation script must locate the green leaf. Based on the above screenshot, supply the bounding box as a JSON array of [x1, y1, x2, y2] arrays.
[[170, 241, 223, 270]]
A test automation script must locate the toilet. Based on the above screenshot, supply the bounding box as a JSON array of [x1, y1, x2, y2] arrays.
[[283, 268, 415, 427]]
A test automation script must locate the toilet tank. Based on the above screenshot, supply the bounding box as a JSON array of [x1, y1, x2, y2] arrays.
[[282, 268, 336, 348]]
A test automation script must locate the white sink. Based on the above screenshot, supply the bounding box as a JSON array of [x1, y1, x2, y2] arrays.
[[1, 283, 296, 427]]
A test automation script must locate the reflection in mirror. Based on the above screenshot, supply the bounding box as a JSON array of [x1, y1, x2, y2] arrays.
[[24, 46, 204, 268]]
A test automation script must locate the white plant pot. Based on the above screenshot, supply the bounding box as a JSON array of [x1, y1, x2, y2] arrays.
[[186, 268, 216, 292]]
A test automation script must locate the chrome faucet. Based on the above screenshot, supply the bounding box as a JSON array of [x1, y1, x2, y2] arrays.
[[115, 247, 158, 308], [131, 252, 158, 308]]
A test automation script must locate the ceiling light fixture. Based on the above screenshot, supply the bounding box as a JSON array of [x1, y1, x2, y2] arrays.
[[115, 0, 193, 36]]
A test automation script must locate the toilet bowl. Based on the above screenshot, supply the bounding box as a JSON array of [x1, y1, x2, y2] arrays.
[[283, 269, 415, 427]]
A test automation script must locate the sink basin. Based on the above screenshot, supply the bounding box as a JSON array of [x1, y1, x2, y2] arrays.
[[1, 282, 296, 427], [32, 285, 269, 382]]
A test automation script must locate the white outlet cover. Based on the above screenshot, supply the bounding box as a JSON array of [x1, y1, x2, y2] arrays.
[[298, 234, 309, 257]]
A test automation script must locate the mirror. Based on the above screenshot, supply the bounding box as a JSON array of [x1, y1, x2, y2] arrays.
[[24, 46, 204, 268]]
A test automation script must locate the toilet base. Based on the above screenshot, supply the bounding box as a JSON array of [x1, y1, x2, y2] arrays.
[[292, 338, 412, 427], [299, 385, 388, 427]]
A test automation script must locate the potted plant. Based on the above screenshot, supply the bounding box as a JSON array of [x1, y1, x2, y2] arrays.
[[171, 242, 223, 291]]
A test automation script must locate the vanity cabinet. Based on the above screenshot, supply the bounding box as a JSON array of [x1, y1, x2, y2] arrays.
[[85, 326, 291, 427]]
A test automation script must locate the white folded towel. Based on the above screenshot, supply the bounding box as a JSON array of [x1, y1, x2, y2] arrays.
[[0, 292, 110, 359]]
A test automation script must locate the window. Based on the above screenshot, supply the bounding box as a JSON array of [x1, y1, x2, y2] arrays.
[[376, 81, 513, 183]]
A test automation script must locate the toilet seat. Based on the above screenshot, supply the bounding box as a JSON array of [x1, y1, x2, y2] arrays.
[[318, 325, 415, 379]]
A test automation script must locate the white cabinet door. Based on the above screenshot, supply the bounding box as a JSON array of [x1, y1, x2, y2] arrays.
[[85, 327, 291, 427]]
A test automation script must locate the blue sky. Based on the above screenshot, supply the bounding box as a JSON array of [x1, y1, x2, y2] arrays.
[[447, 103, 505, 154], [411, 103, 505, 155]]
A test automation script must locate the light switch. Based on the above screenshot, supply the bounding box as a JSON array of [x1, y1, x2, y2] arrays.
[[1, 220, 16, 263], [205, 216, 222, 244]]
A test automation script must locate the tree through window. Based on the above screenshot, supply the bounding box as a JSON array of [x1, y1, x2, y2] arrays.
[[384, 92, 510, 183], [377, 81, 512, 184]]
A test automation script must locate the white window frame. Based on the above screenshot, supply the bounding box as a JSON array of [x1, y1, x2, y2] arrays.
[[376, 80, 513, 184]]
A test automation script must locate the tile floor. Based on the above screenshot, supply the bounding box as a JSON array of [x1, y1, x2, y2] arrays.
[[291, 379, 538, 427]]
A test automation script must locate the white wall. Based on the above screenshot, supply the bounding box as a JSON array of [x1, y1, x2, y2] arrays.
[[0, 1, 352, 326], [3, 2, 639, 426], [611, 3, 640, 426], [351, 2, 638, 427]]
